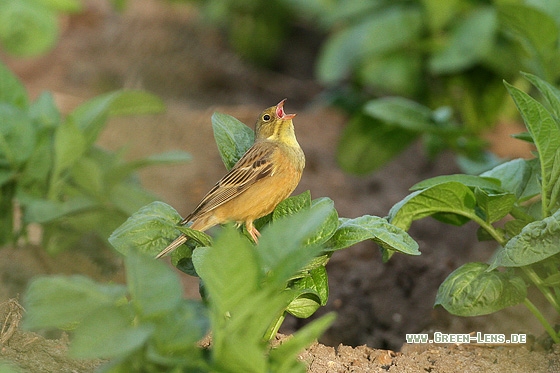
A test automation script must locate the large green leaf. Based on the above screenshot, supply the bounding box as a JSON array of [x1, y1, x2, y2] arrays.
[[498, 4, 559, 55], [0, 62, 28, 107], [435, 262, 526, 316], [28, 91, 61, 129], [410, 174, 502, 192], [388, 181, 477, 230], [258, 200, 336, 285], [522, 72, 560, 120], [505, 81, 560, 215], [481, 158, 540, 201], [0, 0, 58, 56], [53, 118, 86, 177], [23, 196, 97, 223], [317, 6, 422, 84], [325, 215, 420, 256], [0, 104, 35, 166], [364, 96, 433, 132], [126, 252, 183, 318], [70, 305, 153, 359], [192, 228, 259, 319], [430, 7, 497, 73], [23, 275, 126, 329], [474, 188, 516, 224], [286, 266, 328, 318], [489, 210, 560, 269], [108, 201, 183, 256], [337, 114, 417, 174], [359, 52, 422, 96], [212, 111, 254, 170]]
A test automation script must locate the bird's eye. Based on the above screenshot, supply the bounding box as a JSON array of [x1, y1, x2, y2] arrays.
[[262, 114, 271, 121]]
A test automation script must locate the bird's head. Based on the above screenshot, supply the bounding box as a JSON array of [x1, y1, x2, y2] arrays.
[[255, 99, 298, 143]]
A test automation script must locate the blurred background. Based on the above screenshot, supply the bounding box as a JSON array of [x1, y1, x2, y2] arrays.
[[1, 0, 556, 351]]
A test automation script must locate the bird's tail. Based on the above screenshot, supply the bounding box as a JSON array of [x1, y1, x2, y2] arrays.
[[155, 234, 188, 259]]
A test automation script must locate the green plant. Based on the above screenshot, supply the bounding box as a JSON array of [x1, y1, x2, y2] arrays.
[[22, 109, 419, 371], [388, 73, 560, 342], [0, 0, 82, 56], [109, 110, 420, 329], [286, 0, 560, 174], [0, 61, 191, 252], [23, 216, 334, 372]]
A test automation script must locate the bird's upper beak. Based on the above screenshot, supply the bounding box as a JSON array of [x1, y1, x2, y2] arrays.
[[276, 99, 296, 120]]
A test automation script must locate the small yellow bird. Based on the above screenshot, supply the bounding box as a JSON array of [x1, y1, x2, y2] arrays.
[[156, 99, 305, 258]]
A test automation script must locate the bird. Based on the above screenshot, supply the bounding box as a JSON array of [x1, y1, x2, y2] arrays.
[[156, 99, 305, 259]]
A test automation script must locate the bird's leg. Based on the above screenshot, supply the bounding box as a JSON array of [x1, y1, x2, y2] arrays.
[[245, 221, 261, 243]]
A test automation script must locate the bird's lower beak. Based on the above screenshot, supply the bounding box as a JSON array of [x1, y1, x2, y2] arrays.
[[276, 99, 296, 120]]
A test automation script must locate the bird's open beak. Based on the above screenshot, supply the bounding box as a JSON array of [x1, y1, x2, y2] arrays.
[[276, 99, 296, 120]]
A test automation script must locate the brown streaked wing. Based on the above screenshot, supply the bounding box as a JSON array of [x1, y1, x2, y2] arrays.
[[181, 142, 276, 224]]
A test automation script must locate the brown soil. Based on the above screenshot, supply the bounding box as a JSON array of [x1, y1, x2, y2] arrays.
[[1, 0, 557, 371]]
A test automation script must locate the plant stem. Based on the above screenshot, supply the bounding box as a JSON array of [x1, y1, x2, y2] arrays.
[[468, 214, 507, 246], [522, 266, 560, 314], [263, 312, 286, 342], [523, 298, 560, 343]]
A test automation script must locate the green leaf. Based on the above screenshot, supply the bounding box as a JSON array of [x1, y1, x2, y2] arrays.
[[0, 62, 28, 107], [521, 72, 560, 120], [505, 81, 560, 215], [410, 174, 502, 192], [151, 300, 208, 355], [316, 25, 362, 84], [126, 253, 183, 318], [359, 52, 422, 96], [0, 0, 58, 56], [23, 275, 126, 329], [317, 6, 422, 84], [70, 156, 104, 197], [421, 0, 462, 31], [337, 114, 417, 174], [325, 215, 420, 256], [489, 210, 560, 269], [430, 7, 497, 73], [29, 91, 61, 129], [53, 118, 86, 176], [272, 191, 311, 220], [435, 262, 526, 316], [68, 90, 164, 148], [481, 158, 540, 201], [211, 112, 254, 170], [70, 305, 153, 359], [305, 197, 339, 247], [287, 266, 328, 318], [192, 228, 259, 318], [474, 188, 516, 223], [175, 225, 213, 247], [109, 182, 157, 216], [108, 201, 183, 256], [106, 90, 165, 116], [23, 196, 97, 223], [258, 200, 336, 285], [388, 181, 477, 230], [0, 104, 36, 166], [364, 97, 433, 132], [498, 4, 558, 54]]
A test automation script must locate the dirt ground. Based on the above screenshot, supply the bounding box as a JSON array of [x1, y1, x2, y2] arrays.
[[0, 0, 557, 371]]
